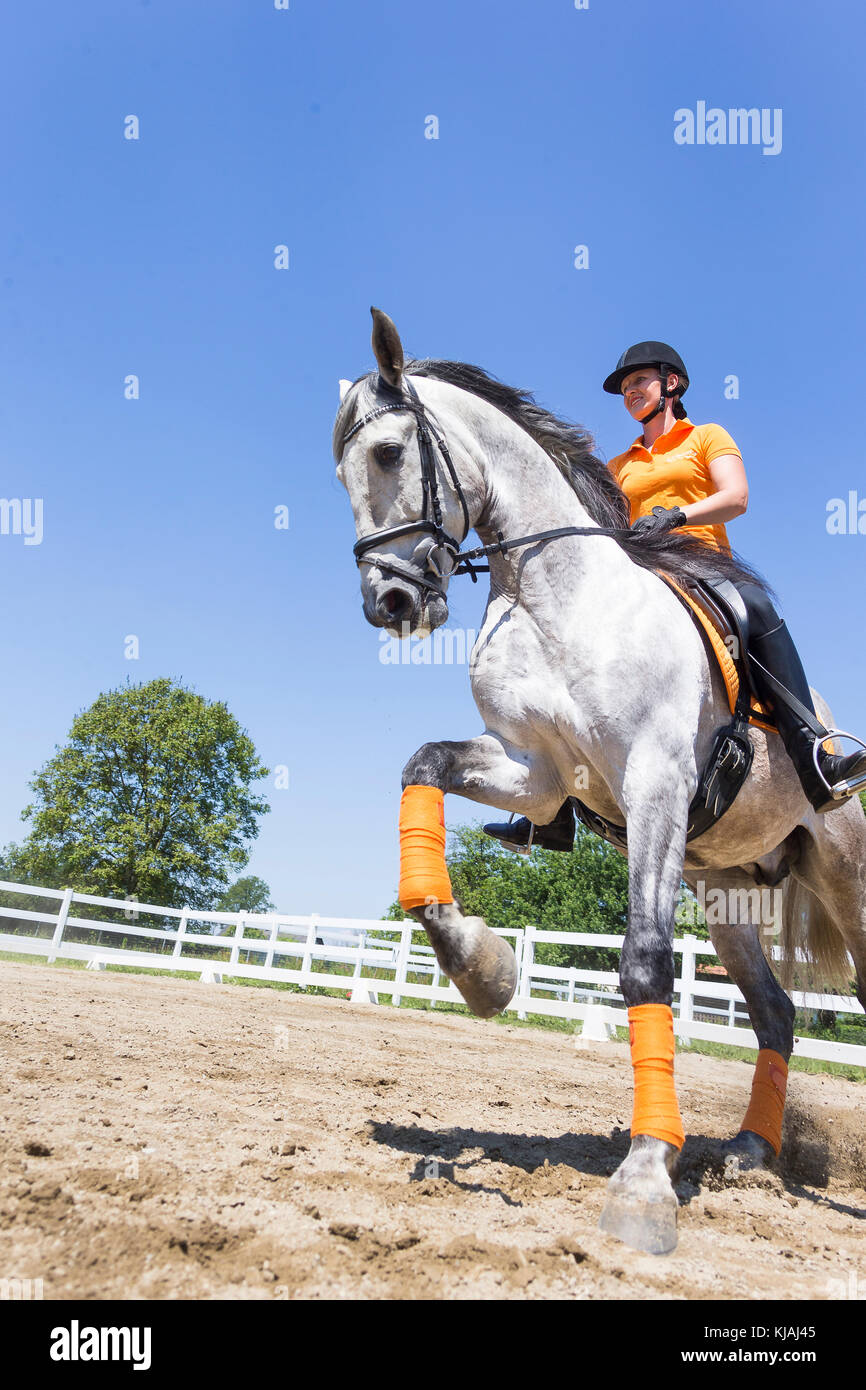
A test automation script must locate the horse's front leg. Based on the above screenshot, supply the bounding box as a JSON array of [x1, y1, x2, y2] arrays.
[[598, 759, 692, 1256], [399, 733, 562, 1019]]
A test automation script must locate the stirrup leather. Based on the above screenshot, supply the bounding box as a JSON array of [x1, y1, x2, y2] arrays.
[[813, 730, 866, 801]]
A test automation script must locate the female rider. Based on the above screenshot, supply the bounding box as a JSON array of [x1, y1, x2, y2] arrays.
[[485, 341, 866, 851]]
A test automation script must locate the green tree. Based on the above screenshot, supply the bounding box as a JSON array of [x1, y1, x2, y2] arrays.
[[215, 875, 276, 914], [6, 677, 270, 908], [0, 839, 66, 890]]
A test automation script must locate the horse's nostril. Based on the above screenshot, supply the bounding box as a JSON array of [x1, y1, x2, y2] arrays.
[[383, 588, 411, 617]]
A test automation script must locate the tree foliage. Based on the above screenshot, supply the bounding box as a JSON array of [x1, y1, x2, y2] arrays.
[[3, 678, 270, 909], [215, 875, 276, 914]]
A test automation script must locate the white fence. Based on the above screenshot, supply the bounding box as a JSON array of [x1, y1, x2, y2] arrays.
[[0, 880, 863, 1066]]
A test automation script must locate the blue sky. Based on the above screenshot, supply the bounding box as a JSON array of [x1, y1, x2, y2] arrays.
[[0, 0, 863, 918]]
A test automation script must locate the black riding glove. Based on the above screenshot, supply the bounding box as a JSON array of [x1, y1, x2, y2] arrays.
[[630, 505, 688, 538]]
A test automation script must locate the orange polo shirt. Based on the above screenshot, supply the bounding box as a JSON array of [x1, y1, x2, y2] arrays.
[[607, 417, 741, 552]]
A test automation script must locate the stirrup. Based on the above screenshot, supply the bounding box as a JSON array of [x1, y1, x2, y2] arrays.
[[812, 729, 866, 800], [503, 812, 535, 856]]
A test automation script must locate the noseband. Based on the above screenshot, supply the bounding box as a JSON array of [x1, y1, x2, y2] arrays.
[[344, 375, 633, 598]]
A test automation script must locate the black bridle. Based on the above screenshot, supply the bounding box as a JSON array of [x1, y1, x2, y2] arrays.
[[346, 377, 474, 594], [344, 375, 633, 596]]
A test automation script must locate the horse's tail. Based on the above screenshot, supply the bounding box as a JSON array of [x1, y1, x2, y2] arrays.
[[773, 869, 853, 995]]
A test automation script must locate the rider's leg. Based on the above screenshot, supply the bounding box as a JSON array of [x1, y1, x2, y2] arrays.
[[735, 580, 866, 814]]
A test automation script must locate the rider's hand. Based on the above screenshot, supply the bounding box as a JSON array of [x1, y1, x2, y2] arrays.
[[630, 505, 688, 538]]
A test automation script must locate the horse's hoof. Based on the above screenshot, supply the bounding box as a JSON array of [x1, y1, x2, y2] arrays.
[[721, 1130, 776, 1173], [599, 1135, 680, 1254], [598, 1190, 678, 1255], [450, 918, 518, 1019]]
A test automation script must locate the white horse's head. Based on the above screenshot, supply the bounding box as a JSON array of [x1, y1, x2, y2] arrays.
[[334, 308, 483, 638]]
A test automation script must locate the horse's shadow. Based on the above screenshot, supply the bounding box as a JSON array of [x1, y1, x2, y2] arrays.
[[368, 1119, 623, 1206], [368, 1119, 866, 1220]]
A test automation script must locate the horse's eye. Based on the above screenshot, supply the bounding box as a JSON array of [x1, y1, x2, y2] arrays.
[[373, 442, 403, 467]]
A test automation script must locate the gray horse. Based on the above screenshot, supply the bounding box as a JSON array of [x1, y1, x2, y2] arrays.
[[334, 307, 866, 1255]]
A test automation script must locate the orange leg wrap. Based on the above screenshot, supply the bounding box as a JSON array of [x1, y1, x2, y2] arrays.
[[398, 785, 454, 911], [739, 1048, 788, 1156], [628, 1003, 685, 1149]]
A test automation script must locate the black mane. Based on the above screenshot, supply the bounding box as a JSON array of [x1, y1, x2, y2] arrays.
[[335, 358, 771, 595]]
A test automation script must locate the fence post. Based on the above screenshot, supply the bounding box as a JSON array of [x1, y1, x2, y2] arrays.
[[301, 916, 317, 985], [517, 925, 534, 1021], [172, 911, 188, 960], [508, 929, 523, 1018], [679, 934, 697, 1046], [230, 912, 245, 968], [265, 917, 280, 972], [392, 924, 409, 1008], [47, 887, 74, 965], [352, 930, 366, 983], [431, 952, 441, 1005]]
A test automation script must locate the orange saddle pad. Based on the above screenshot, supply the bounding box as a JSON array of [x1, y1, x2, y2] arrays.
[[657, 573, 776, 734]]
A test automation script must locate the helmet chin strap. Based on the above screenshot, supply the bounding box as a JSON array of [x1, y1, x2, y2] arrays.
[[638, 365, 672, 428]]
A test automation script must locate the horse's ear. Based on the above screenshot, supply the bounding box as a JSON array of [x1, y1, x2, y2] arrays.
[[370, 306, 404, 390], [338, 379, 353, 402]]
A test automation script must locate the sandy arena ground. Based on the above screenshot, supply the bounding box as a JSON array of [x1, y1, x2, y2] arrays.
[[0, 959, 864, 1300]]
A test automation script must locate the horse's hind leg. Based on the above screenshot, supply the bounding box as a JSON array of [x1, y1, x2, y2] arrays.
[[688, 868, 796, 1171], [399, 733, 564, 1018]]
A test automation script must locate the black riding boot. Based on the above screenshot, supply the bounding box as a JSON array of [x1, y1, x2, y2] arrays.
[[482, 798, 575, 853], [749, 620, 866, 814]]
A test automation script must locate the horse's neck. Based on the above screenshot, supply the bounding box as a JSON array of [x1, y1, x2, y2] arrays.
[[471, 416, 633, 605]]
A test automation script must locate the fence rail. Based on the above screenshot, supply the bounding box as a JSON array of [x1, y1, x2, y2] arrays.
[[0, 880, 863, 1065]]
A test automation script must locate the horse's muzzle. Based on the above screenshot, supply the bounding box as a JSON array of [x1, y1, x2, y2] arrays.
[[361, 572, 447, 636]]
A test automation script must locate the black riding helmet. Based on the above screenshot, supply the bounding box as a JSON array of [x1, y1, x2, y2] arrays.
[[603, 341, 689, 425]]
